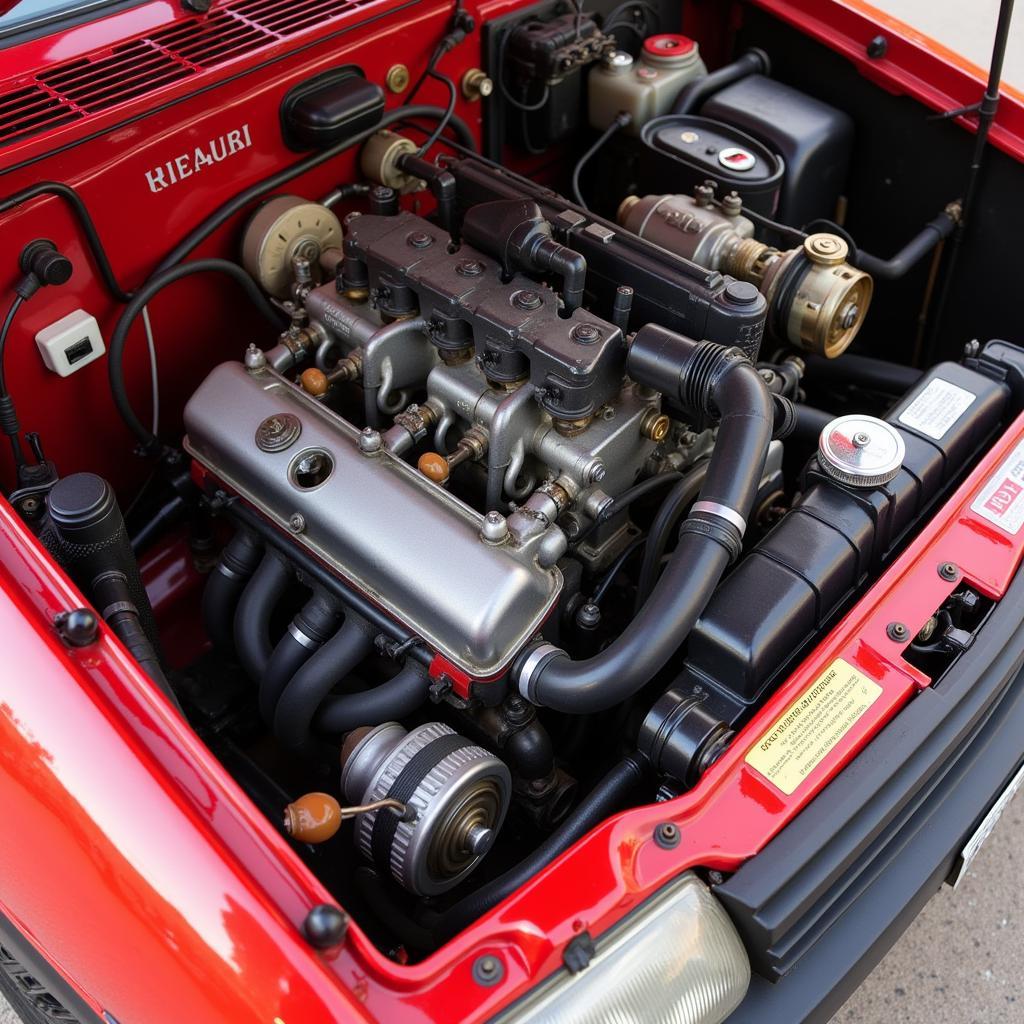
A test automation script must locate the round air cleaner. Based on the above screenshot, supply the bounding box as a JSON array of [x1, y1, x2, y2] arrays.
[[818, 414, 905, 488]]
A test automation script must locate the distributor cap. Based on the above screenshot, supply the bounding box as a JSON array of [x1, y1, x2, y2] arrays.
[[818, 414, 905, 488]]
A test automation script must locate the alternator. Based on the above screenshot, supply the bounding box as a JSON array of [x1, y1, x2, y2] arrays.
[[341, 722, 511, 895]]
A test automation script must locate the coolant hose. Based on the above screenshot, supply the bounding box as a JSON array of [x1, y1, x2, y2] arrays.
[[273, 615, 375, 749], [202, 529, 263, 655], [259, 590, 343, 726], [314, 660, 431, 736], [233, 550, 292, 683], [670, 48, 770, 115], [515, 329, 773, 713], [425, 754, 646, 938]]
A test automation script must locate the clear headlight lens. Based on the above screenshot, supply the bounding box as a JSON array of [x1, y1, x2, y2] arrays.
[[494, 871, 750, 1024]]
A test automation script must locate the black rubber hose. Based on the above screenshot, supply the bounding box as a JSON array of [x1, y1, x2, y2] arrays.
[[233, 550, 293, 684], [202, 529, 263, 655], [155, 105, 475, 275], [314, 660, 429, 736], [227, 503, 434, 669], [517, 331, 772, 714], [803, 351, 923, 394], [634, 462, 708, 609], [670, 48, 770, 115], [108, 258, 283, 454], [791, 404, 834, 447], [92, 570, 184, 715], [852, 209, 958, 280], [504, 720, 556, 781], [259, 590, 342, 726], [274, 616, 375, 749], [0, 182, 131, 302], [425, 754, 646, 938]]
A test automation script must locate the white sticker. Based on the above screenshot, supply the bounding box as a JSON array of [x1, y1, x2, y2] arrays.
[[898, 378, 976, 440], [971, 437, 1024, 535]]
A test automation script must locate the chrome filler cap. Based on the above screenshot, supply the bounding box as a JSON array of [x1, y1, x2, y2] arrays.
[[818, 414, 905, 488]]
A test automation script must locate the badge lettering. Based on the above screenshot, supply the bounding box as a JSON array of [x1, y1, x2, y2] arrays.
[[145, 124, 252, 193]]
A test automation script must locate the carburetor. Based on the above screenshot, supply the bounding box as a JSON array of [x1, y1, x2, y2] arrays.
[[244, 195, 676, 531], [618, 185, 873, 357]]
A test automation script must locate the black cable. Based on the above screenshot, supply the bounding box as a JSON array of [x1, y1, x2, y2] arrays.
[[154, 105, 474, 275], [571, 112, 632, 209], [0, 182, 131, 303], [496, 25, 552, 112], [590, 534, 646, 606], [634, 461, 707, 610], [572, 470, 682, 546], [424, 755, 646, 939], [108, 259, 283, 453], [417, 70, 458, 156], [0, 295, 26, 467], [404, 39, 449, 107], [602, 0, 660, 30], [0, 294, 24, 401], [403, 0, 471, 106]]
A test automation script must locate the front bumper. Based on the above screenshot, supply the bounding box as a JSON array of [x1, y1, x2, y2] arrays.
[[720, 550, 1024, 1023]]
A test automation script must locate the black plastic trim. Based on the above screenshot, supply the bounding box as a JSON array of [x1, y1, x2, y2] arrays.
[[719, 558, 1024, 1023], [0, 908, 103, 1022]]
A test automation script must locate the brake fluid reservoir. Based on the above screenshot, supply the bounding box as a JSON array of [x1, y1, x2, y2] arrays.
[[588, 34, 707, 133]]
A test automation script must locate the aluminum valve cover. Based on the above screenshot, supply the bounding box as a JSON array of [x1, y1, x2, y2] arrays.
[[184, 362, 563, 677]]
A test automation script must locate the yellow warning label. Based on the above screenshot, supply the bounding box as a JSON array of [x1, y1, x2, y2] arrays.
[[744, 659, 883, 796]]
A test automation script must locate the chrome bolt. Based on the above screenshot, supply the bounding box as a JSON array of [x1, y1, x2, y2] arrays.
[[359, 427, 382, 453], [853, 431, 871, 447], [464, 823, 495, 856], [480, 510, 509, 543], [288, 513, 306, 534], [244, 344, 267, 370], [587, 461, 606, 484], [840, 303, 860, 330]]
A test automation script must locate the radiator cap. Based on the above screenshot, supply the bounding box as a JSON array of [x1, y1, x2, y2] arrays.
[[818, 414, 905, 488]]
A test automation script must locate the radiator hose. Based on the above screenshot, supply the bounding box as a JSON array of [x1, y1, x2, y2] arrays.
[[514, 329, 773, 713]]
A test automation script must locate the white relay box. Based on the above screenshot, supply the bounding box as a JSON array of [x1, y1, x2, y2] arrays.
[[35, 309, 105, 377]]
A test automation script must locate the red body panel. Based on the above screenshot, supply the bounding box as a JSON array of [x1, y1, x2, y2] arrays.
[[2, 412, 1022, 1022], [1, 0, 1023, 1019]]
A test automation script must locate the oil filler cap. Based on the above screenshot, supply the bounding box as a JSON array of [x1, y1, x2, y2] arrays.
[[818, 414, 905, 488]]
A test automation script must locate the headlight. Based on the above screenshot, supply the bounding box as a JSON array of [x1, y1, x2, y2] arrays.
[[494, 871, 750, 1024]]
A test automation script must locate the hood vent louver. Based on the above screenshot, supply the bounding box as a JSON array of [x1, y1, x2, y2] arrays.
[[0, 0, 378, 150], [0, 84, 82, 147]]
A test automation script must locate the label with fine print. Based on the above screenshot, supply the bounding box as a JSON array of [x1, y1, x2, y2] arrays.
[[744, 659, 883, 796], [897, 377, 976, 440]]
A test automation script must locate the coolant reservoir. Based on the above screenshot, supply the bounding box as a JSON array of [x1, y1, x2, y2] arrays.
[[588, 34, 707, 133]]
